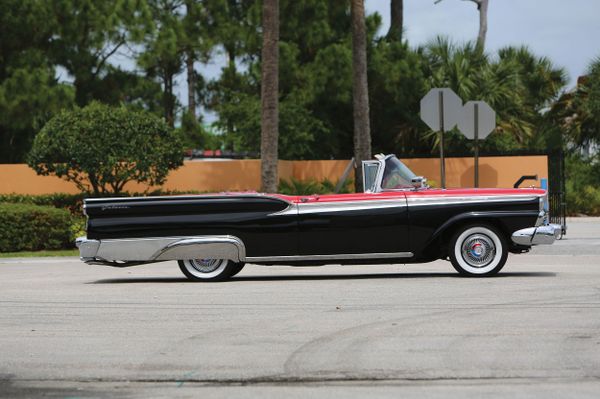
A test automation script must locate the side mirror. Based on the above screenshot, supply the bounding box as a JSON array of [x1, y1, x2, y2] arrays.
[[411, 176, 427, 189]]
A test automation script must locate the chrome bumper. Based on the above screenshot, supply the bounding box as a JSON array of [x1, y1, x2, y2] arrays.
[[511, 224, 561, 246]]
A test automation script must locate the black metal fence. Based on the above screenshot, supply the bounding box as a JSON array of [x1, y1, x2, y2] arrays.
[[547, 150, 567, 236]]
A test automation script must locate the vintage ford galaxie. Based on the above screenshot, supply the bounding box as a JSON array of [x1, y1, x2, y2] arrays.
[[76, 154, 560, 281]]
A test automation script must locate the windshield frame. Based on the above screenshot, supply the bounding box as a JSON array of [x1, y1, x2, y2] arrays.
[[380, 156, 418, 191]]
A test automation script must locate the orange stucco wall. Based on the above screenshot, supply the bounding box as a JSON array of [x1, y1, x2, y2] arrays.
[[402, 155, 548, 189], [0, 156, 547, 195]]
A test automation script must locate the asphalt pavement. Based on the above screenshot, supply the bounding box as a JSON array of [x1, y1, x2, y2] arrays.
[[1, 218, 599, 398]]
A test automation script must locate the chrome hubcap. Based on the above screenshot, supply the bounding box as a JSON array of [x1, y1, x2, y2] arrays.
[[189, 259, 224, 274], [461, 234, 496, 268]]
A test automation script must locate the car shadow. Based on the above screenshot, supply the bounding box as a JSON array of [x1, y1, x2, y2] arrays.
[[89, 271, 556, 284]]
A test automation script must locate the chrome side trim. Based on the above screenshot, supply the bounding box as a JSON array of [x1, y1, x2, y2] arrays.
[[298, 199, 407, 214], [274, 193, 536, 216], [407, 194, 539, 207], [246, 252, 413, 262], [84, 193, 291, 203]]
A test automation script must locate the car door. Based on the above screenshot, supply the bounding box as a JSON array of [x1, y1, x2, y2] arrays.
[[296, 192, 410, 256]]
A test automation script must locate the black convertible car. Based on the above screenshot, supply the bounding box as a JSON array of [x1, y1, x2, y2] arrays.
[[77, 154, 560, 281]]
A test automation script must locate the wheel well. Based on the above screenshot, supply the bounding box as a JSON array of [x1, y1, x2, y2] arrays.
[[424, 218, 509, 260]]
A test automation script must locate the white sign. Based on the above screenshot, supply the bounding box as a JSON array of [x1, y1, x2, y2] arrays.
[[420, 88, 463, 132], [458, 101, 496, 140]]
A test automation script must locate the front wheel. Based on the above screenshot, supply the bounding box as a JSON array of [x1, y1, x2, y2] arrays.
[[178, 259, 244, 282], [448, 224, 508, 277]]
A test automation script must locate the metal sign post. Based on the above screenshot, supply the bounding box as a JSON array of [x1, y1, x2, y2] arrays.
[[420, 88, 462, 189], [438, 91, 446, 188], [474, 102, 479, 187], [457, 101, 496, 188]]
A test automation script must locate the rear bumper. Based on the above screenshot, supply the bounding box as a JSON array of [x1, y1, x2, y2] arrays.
[[511, 224, 561, 246], [75, 235, 246, 266]]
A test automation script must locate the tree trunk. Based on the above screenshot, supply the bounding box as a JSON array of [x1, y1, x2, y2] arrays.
[[260, 0, 279, 193], [476, 0, 488, 50], [163, 73, 175, 127], [387, 0, 403, 42], [186, 51, 196, 120], [351, 0, 372, 192]]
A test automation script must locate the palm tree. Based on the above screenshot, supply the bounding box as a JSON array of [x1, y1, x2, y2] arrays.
[[260, 0, 279, 192], [550, 56, 600, 148], [351, 0, 372, 192], [423, 38, 568, 148], [423, 37, 527, 144]]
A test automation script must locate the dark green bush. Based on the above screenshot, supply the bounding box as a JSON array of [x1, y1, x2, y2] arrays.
[[0, 203, 74, 252], [28, 102, 184, 194], [0, 193, 85, 215], [565, 154, 600, 216], [0, 190, 204, 217]]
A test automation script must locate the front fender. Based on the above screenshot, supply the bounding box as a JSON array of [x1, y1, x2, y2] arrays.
[[416, 210, 539, 258]]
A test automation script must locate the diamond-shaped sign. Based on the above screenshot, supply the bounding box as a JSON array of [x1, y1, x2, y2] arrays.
[[458, 101, 496, 140], [420, 88, 463, 132]]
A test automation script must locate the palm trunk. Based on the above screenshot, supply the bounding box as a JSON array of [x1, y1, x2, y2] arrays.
[[476, 0, 488, 50], [163, 73, 175, 127], [351, 0, 372, 192], [186, 51, 196, 120], [387, 0, 403, 42], [260, 0, 279, 193]]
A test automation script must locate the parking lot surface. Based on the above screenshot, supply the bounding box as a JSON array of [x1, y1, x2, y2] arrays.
[[1, 218, 599, 398]]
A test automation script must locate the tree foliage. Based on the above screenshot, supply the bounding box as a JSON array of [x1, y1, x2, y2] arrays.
[[49, 0, 151, 105], [0, 0, 75, 162], [0, 0, 588, 168], [28, 102, 184, 194], [552, 57, 600, 148]]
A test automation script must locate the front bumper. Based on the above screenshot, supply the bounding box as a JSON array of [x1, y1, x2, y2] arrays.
[[511, 224, 562, 246]]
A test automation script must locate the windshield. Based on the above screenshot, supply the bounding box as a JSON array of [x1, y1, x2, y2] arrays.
[[381, 157, 417, 190]]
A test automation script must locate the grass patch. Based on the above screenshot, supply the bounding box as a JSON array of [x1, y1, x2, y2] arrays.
[[0, 249, 79, 258]]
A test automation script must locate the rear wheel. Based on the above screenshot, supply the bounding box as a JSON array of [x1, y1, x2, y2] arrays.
[[448, 224, 508, 276], [178, 259, 244, 282]]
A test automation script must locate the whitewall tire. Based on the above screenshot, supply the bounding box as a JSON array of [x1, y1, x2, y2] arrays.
[[178, 259, 244, 282], [449, 225, 508, 276]]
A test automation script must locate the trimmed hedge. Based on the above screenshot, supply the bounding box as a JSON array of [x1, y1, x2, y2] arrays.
[[0, 203, 74, 252], [0, 190, 204, 216], [0, 193, 85, 215]]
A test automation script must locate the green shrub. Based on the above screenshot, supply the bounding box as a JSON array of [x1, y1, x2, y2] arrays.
[[0, 190, 205, 217], [28, 102, 184, 195], [0, 203, 75, 252], [0, 193, 85, 215], [565, 154, 600, 216]]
